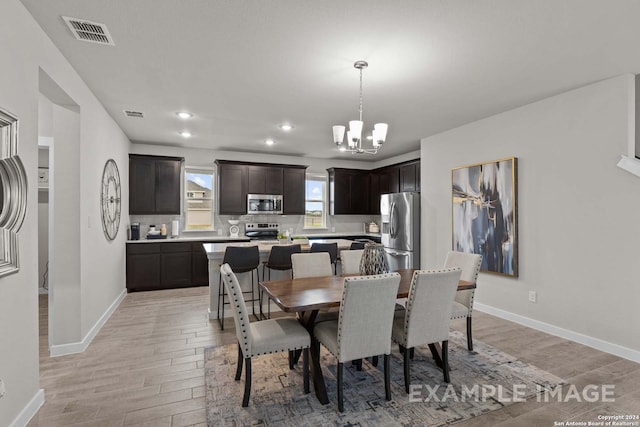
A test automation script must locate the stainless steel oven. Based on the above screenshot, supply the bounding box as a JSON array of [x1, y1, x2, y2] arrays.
[[247, 194, 283, 215]]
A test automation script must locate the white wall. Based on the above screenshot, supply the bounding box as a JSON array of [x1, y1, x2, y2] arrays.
[[0, 1, 131, 424], [421, 74, 640, 355]]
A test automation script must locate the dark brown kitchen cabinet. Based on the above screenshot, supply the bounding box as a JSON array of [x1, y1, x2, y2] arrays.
[[283, 167, 306, 214], [369, 172, 380, 215], [378, 166, 400, 195], [191, 242, 211, 285], [328, 168, 370, 214], [216, 161, 248, 215], [129, 154, 183, 215], [248, 165, 283, 195], [126, 243, 162, 292], [399, 161, 419, 192], [160, 243, 192, 287]]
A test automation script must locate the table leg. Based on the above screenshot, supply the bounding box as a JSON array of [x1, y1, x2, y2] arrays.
[[427, 342, 450, 371], [298, 310, 329, 405]]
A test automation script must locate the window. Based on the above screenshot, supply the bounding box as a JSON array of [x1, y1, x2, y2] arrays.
[[305, 174, 327, 229], [184, 167, 214, 231]]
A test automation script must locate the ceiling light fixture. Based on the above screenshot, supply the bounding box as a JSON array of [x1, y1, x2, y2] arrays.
[[279, 124, 293, 131], [332, 61, 388, 154], [265, 139, 275, 145], [179, 131, 192, 138], [177, 112, 192, 119]]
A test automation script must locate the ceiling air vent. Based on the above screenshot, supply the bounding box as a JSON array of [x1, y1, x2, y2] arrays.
[[62, 16, 115, 46], [123, 110, 144, 118]]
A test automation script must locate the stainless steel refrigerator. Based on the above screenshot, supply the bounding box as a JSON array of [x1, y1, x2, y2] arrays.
[[380, 192, 420, 271]]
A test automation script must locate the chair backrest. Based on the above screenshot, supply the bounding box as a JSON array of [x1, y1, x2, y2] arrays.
[[443, 251, 482, 310], [402, 268, 462, 348], [310, 242, 338, 264], [267, 244, 301, 269], [337, 273, 401, 363], [291, 252, 332, 278], [349, 241, 365, 250], [223, 245, 260, 273], [340, 249, 364, 275], [220, 263, 253, 355]]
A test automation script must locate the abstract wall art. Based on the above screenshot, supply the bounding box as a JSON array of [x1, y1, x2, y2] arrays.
[[452, 157, 518, 277]]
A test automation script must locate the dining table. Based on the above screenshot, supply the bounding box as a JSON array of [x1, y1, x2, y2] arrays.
[[258, 269, 476, 404]]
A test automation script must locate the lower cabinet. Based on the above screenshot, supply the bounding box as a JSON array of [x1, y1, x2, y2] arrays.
[[126, 240, 243, 292]]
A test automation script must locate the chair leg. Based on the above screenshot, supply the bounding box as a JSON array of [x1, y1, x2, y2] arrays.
[[235, 343, 243, 380], [337, 362, 344, 412], [403, 346, 411, 394], [303, 348, 310, 394], [384, 354, 391, 401], [288, 351, 294, 369], [466, 316, 473, 351], [371, 356, 379, 367], [442, 340, 450, 383], [352, 359, 363, 371], [217, 273, 225, 330], [409, 347, 415, 360], [242, 358, 252, 407], [399, 343, 405, 354]]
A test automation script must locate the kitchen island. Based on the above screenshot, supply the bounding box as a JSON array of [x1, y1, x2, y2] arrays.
[[203, 239, 354, 320]]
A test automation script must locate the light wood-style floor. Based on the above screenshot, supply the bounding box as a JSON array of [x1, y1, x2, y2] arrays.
[[29, 287, 640, 427]]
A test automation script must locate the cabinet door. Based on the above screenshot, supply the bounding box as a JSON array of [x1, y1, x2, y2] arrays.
[[129, 157, 156, 214], [126, 253, 161, 291], [155, 159, 182, 214], [415, 162, 420, 192], [191, 243, 210, 286], [161, 252, 193, 287], [369, 172, 380, 215], [350, 171, 370, 214], [218, 163, 248, 215], [330, 169, 351, 214], [379, 167, 399, 194], [399, 163, 417, 192], [283, 168, 306, 214], [248, 165, 283, 195]]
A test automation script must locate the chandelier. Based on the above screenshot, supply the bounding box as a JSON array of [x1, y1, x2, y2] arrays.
[[332, 61, 388, 154]]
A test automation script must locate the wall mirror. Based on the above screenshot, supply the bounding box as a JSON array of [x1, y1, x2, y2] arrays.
[[0, 108, 28, 277]]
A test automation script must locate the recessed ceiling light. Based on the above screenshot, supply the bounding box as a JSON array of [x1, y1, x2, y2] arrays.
[[177, 112, 192, 119], [279, 124, 293, 131], [265, 139, 275, 145], [179, 131, 192, 138]]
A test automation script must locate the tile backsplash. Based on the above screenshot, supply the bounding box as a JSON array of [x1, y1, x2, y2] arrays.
[[128, 213, 380, 239]]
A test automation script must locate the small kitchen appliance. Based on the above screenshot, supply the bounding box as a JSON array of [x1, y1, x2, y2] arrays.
[[247, 194, 283, 215], [228, 220, 240, 237], [130, 223, 140, 240]]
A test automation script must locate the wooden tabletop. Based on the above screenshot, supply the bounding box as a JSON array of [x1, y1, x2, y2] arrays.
[[259, 269, 475, 313]]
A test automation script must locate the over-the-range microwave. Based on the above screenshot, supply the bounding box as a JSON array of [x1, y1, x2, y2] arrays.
[[247, 194, 283, 215]]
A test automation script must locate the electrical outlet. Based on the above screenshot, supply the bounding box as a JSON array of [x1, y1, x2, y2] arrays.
[[0, 379, 6, 398], [528, 291, 537, 303]]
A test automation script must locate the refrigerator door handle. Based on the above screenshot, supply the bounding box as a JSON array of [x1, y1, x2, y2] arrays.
[[390, 202, 396, 238]]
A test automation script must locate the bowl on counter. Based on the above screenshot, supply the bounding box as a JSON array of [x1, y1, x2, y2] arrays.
[[148, 230, 161, 236]]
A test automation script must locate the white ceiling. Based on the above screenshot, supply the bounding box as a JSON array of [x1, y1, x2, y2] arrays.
[[19, 0, 640, 161]]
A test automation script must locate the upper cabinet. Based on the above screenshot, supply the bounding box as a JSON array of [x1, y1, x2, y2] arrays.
[[328, 159, 420, 215], [129, 154, 183, 215], [216, 160, 307, 215], [217, 161, 248, 215], [328, 168, 371, 215], [247, 165, 283, 195]]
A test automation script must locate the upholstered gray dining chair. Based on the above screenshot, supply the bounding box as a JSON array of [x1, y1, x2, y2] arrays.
[[391, 268, 462, 393], [444, 251, 482, 351], [339, 249, 364, 275], [291, 252, 333, 278], [221, 263, 310, 407], [313, 273, 401, 412]]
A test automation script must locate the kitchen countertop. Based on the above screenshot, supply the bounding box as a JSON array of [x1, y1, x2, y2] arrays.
[[127, 231, 381, 244], [203, 238, 355, 257]]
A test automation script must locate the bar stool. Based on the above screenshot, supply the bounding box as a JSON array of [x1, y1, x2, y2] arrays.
[[310, 242, 338, 274], [261, 244, 301, 318], [217, 245, 260, 330]]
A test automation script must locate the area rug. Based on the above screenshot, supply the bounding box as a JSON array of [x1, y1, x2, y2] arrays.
[[205, 331, 564, 426]]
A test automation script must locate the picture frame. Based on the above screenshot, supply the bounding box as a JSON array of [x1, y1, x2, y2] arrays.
[[38, 167, 49, 188], [451, 157, 518, 277]]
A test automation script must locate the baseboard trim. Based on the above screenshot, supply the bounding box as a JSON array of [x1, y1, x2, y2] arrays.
[[9, 388, 44, 427], [474, 302, 640, 363], [50, 289, 126, 357]]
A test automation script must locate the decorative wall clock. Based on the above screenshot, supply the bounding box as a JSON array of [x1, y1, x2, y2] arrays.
[[100, 159, 121, 241]]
